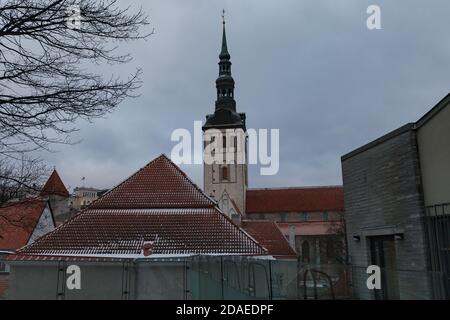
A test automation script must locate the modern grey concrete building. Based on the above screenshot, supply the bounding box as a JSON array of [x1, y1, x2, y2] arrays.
[[341, 93, 450, 300]]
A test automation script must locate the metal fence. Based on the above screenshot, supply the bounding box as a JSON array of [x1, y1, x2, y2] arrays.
[[424, 203, 450, 299], [190, 256, 350, 300], [1, 255, 448, 300]]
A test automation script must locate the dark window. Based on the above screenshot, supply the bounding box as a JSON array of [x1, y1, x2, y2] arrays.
[[221, 166, 228, 181], [323, 212, 329, 221], [326, 238, 334, 260], [302, 241, 310, 263], [223, 136, 226, 149]]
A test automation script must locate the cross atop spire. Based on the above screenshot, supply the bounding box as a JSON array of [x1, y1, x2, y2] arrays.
[[220, 11, 230, 60]]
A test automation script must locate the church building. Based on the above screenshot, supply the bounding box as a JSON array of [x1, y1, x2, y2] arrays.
[[203, 17, 345, 264]]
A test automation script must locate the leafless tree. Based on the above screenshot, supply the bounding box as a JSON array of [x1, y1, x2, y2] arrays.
[[0, 155, 48, 204], [0, 0, 151, 156], [1, 0, 149, 233]]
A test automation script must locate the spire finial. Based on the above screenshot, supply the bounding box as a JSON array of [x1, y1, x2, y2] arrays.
[[219, 10, 230, 60]]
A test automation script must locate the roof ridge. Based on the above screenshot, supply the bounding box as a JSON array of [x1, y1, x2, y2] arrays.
[[88, 154, 216, 210], [164, 156, 217, 207], [248, 185, 343, 191], [87, 154, 166, 209], [0, 197, 46, 209]]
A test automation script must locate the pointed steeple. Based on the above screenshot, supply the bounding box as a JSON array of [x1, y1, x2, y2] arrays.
[[203, 12, 246, 131], [40, 169, 69, 198], [215, 10, 236, 110], [219, 13, 230, 60]]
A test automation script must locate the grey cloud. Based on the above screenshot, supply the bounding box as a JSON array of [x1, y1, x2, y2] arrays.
[[37, 0, 450, 192]]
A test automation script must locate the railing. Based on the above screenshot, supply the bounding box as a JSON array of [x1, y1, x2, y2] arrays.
[[424, 203, 450, 299], [2, 254, 448, 300]]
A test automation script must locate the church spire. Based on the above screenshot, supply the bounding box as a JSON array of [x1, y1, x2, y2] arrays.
[[216, 10, 236, 110], [203, 11, 246, 132], [220, 11, 230, 60]]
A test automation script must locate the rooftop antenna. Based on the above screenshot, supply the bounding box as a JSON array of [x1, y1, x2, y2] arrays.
[[222, 9, 225, 25]]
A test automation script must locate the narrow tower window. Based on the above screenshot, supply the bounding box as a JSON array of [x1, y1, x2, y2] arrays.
[[221, 166, 228, 181]]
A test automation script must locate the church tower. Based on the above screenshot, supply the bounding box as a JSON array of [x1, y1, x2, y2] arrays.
[[203, 14, 248, 218]]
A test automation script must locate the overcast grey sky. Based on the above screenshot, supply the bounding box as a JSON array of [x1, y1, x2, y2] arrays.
[[38, 0, 450, 192]]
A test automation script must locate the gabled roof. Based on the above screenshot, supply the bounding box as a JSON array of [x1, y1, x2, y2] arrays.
[[17, 155, 266, 258], [19, 208, 265, 256], [246, 187, 344, 214], [415, 92, 450, 128], [242, 220, 297, 259], [40, 169, 69, 197], [90, 154, 215, 209], [342, 92, 450, 161], [0, 199, 48, 251]]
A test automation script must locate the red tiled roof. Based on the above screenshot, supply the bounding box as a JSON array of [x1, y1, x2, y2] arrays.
[[246, 187, 344, 214], [19, 208, 265, 256], [0, 199, 47, 250], [90, 154, 215, 209], [40, 169, 69, 197], [242, 220, 297, 259], [18, 155, 266, 257], [4, 254, 128, 262]]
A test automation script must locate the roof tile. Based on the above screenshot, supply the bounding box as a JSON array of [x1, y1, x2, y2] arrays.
[[18, 155, 266, 258], [246, 187, 344, 214], [40, 169, 69, 197], [242, 220, 297, 259], [0, 199, 47, 250]]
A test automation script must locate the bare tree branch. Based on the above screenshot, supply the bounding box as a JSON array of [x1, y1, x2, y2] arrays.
[[0, 0, 151, 155]]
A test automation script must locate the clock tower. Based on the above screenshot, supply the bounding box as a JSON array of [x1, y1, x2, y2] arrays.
[[202, 14, 248, 218]]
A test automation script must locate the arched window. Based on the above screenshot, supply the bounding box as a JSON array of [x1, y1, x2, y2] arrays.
[[302, 240, 310, 263], [221, 166, 228, 181]]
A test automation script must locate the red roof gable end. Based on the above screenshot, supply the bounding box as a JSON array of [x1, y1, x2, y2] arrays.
[[0, 199, 48, 251], [40, 169, 69, 198]]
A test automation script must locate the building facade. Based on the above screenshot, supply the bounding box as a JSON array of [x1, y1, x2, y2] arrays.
[[342, 93, 450, 300], [245, 187, 345, 265], [70, 187, 108, 210]]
